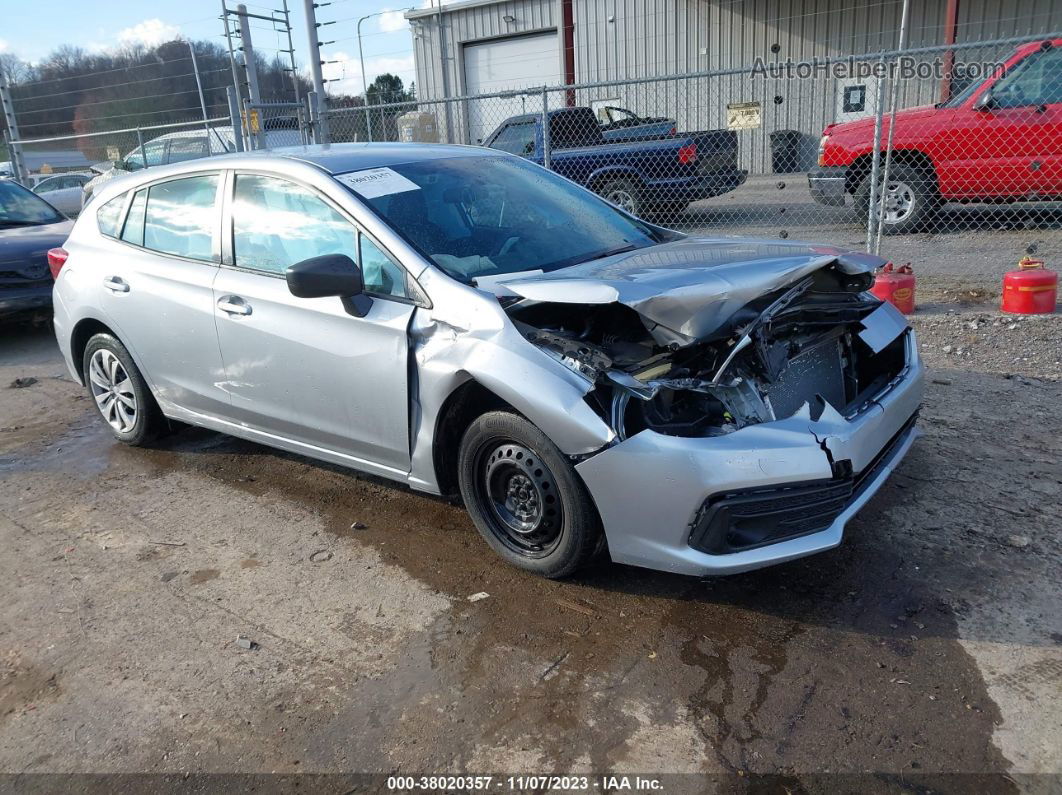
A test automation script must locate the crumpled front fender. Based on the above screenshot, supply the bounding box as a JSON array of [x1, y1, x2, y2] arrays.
[[406, 269, 615, 494]]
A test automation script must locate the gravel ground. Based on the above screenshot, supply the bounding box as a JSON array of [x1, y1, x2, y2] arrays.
[[910, 305, 1062, 382], [0, 294, 1059, 791]]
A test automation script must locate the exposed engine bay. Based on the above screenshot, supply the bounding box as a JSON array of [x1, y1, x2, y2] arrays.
[[505, 261, 910, 441]]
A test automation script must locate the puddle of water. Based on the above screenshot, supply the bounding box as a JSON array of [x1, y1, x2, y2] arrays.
[[188, 568, 220, 585]]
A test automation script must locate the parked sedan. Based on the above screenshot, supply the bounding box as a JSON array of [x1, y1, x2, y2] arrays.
[[52, 144, 922, 578], [32, 172, 92, 217], [0, 180, 73, 320]]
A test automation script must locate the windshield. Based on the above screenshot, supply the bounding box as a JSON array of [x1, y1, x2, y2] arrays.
[[349, 155, 660, 281], [0, 180, 64, 226]]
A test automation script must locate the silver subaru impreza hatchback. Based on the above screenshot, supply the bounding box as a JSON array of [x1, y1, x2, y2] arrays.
[[51, 144, 923, 578]]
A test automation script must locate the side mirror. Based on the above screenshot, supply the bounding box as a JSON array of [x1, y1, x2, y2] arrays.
[[285, 254, 373, 317], [973, 89, 995, 111]]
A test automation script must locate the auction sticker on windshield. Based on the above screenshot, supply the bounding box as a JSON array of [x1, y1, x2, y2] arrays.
[[337, 167, 420, 199]]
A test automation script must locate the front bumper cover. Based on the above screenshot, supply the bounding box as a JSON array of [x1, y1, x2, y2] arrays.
[[807, 167, 848, 207], [575, 333, 924, 576]]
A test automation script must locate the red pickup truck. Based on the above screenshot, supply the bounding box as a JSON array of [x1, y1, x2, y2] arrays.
[[807, 39, 1062, 233]]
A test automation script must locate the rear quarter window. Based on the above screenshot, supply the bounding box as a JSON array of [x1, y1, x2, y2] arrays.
[[97, 193, 126, 238]]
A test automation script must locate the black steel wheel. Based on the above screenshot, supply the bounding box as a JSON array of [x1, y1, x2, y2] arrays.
[[458, 411, 602, 578], [477, 442, 564, 557]]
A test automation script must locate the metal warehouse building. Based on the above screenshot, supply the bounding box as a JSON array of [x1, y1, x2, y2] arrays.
[[406, 0, 1061, 171]]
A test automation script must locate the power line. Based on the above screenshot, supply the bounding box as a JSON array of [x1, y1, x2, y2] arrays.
[[13, 69, 231, 104], [15, 84, 232, 116], [18, 104, 230, 129], [13, 56, 195, 90]]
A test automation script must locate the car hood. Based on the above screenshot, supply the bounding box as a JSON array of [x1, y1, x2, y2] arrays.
[[0, 219, 73, 282], [499, 237, 884, 346], [827, 104, 942, 136]]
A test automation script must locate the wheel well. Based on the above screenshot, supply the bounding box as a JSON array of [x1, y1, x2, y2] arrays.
[[846, 149, 937, 195], [589, 170, 643, 195], [70, 318, 115, 382], [432, 379, 515, 497]]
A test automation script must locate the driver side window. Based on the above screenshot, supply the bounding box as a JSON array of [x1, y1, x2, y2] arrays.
[[993, 48, 1062, 107], [232, 173, 409, 299]]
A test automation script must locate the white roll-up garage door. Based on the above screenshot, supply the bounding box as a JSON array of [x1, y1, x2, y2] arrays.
[[462, 32, 561, 145]]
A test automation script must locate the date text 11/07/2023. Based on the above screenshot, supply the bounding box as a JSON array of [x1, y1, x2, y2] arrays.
[[385, 775, 664, 790]]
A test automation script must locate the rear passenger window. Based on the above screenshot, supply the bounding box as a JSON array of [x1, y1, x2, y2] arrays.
[[121, 190, 147, 246], [97, 193, 126, 238], [143, 175, 219, 262]]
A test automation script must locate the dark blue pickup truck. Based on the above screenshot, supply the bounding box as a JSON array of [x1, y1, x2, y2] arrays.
[[483, 107, 746, 216]]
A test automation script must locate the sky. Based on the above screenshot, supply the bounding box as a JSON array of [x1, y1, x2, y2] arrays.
[[0, 0, 424, 95]]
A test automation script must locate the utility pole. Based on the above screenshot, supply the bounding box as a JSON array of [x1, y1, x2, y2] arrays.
[[221, 1, 244, 112], [185, 40, 220, 150], [280, 0, 301, 106], [303, 0, 331, 142], [357, 11, 385, 142], [236, 4, 266, 149], [0, 67, 27, 185], [435, 4, 454, 143], [226, 87, 245, 152]]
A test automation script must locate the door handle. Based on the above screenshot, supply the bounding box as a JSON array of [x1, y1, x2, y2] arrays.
[[217, 296, 252, 316], [103, 276, 129, 293]]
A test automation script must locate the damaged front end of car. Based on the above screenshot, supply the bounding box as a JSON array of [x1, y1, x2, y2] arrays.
[[506, 256, 908, 444], [497, 241, 924, 575]]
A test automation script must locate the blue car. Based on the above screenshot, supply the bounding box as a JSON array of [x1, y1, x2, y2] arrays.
[[0, 180, 73, 320]]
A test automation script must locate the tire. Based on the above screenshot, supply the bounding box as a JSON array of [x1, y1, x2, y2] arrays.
[[596, 177, 644, 218], [457, 411, 603, 578], [854, 162, 940, 235], [83, 333, 164, 446]]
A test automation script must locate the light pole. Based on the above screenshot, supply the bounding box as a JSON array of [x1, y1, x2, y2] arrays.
[[357, 8, 412, 142]]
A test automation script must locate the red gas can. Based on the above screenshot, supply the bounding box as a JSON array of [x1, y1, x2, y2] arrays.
[[1002, 257, 1057, 314], [871, 263, 916, 314]]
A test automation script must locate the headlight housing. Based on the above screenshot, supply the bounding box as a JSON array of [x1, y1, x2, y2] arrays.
[[817, 134, 831, 167]]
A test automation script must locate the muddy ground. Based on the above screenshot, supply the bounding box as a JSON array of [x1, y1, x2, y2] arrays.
[[0, 304, 1059, 793]]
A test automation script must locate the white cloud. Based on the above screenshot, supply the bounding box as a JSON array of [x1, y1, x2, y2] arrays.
[[116, 19, 181, 48], [378, 10, 409, 33], [0, 38, 9, 53], [321, 52, 416, 96]]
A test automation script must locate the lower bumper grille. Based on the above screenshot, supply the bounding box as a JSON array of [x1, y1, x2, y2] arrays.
[[688, 412, 918, 555]]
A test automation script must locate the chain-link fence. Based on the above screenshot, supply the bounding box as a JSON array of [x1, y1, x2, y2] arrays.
[[8, 32, 1059, 298], [324, 32, 1061, 298], [8, 117, 239, 214]]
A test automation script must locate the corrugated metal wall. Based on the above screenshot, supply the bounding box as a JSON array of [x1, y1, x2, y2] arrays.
[[411, 0, 1061, 170], [410, 0, 560, 142]]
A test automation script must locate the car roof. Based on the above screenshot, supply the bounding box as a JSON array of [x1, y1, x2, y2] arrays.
[[257, 142, 493, 174], [85, 142, 507, 206]]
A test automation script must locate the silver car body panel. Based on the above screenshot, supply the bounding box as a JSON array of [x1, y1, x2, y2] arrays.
[[54, 144, 924, 576], [576, 332, 924, 575], [500, 239, 885, 346], [211, 265, 416, 472]]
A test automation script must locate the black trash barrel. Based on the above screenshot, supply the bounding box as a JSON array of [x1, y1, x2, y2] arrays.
[[770, 129, 802, 173]]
